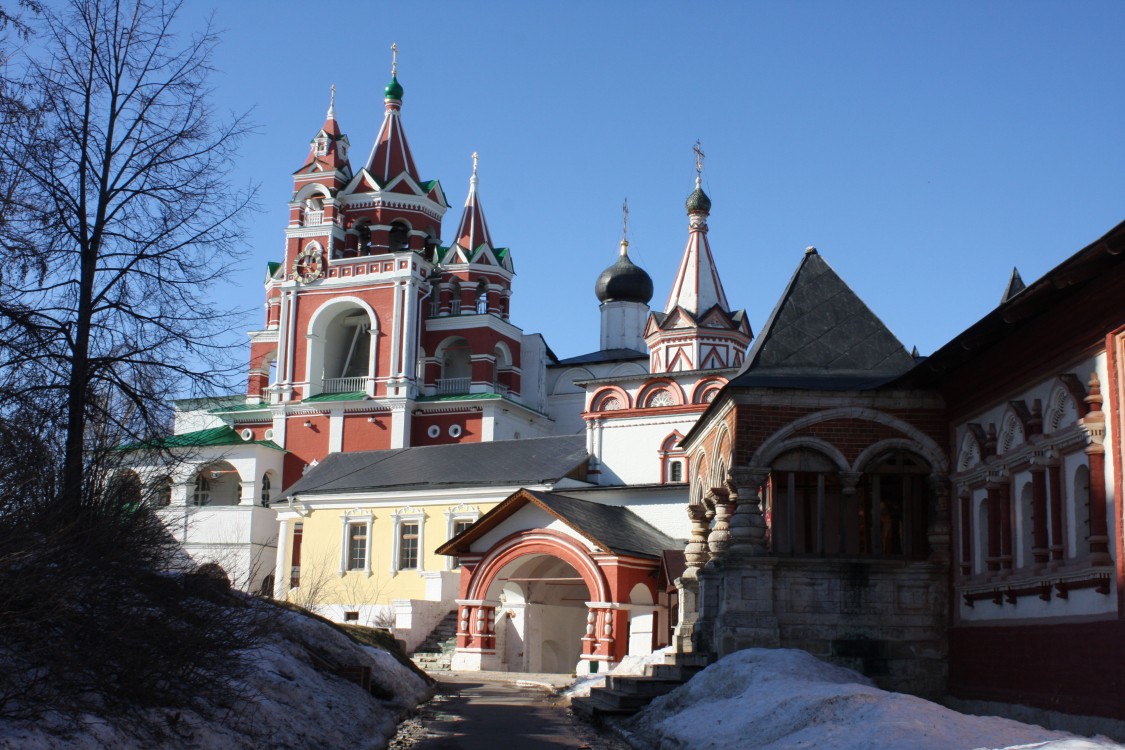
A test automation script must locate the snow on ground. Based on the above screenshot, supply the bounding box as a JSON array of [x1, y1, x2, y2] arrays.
[[564, 646, 677, 699], [619, 649, 1124, 750], [0, 603, 433, 750]]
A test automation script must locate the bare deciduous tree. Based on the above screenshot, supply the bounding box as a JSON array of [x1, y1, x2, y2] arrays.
[[0, 0, 254, 510], [0, 0, 264, 724]]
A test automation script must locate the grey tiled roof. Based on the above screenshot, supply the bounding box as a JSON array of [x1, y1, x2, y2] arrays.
[[283, 435, 588, 497], [552, 348, 648, 366], [731, 249, 914, 389], [437, 488, 681, 559]]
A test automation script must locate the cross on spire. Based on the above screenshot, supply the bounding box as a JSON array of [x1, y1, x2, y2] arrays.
[[622, 198, 630, 244], [327, 83, 336, 119], [693, 139, 705, 178], [472, 151, 479, 177], [390, 42, 398, 77]]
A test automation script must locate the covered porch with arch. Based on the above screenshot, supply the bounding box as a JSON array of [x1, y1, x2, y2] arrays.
[[436, 489, 677, 674]]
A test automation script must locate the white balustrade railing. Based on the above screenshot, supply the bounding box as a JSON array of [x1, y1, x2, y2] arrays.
[[303, 209, 324, 226], [437, 377, 471, 395], [323, 376, 367, 394]]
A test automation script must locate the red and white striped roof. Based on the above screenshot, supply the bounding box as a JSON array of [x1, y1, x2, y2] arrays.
[[454, 153, 493, 251], [664, 178, 730, 315], [364, 93, 419, 185]]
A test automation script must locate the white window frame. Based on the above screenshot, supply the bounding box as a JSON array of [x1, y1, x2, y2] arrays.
[[339, 512, 374, 576], [445, 504, 482, 570], [391, 506, 427, 574]]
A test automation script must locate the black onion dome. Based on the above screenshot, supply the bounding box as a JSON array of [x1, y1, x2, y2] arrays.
[[595, 247, 654, 304], [686, 185, 711, 214]]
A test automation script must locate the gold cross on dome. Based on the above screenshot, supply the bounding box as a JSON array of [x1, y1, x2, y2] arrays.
[[693, 139, 705, 176], [390, 43, 398, 77]]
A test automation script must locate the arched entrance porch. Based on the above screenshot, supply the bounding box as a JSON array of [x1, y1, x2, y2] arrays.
[[437, 489, 678, 675], [450, 528, 653, 675]]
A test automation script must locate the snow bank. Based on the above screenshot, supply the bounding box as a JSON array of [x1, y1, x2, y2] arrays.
[[0, 603, 432, 750], [620, 649, 1124, 750]]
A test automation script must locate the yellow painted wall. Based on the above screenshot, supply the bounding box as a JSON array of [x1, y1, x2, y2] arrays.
[[282, 500, 500, 607]]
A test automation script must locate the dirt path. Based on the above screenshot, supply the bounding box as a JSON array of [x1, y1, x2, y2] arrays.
[[389, 672, 631, 750]]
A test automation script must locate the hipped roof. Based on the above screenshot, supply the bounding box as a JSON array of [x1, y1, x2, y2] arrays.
[[730, 248, 914, 390]]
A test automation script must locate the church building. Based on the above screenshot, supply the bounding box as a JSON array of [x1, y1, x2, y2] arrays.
[[125, 51, 1125, 734]]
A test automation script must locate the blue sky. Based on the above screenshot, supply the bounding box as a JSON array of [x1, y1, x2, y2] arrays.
[[185, 1, 1124, 364]]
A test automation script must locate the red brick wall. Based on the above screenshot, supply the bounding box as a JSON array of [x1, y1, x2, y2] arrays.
[[949, 621, 1125, 720], [282, 413, 329, 486], [732, 403, 947, 468], [341, 412, 391, 452], [411, 411, 482, 446]]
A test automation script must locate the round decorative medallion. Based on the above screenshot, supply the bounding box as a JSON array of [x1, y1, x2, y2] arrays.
[[293, 246, 324, 283]]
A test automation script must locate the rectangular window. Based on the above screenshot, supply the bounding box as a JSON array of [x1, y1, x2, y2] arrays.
[[347, 523, 368, 571], [670, 461, 683, 482], [290, 522, 303, 588], [399, 521, 420, 570], [344, 611, 359, 622], [451, 519, 474, 568]]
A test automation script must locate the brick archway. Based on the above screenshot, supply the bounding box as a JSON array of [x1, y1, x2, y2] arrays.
[[465, 528, 608, 602]]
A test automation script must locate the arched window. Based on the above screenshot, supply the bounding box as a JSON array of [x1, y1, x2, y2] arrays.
[[193, 474, 211, 506], [659, 432, 687, 484], [476, 279, 488, 314], [355, 221, 373, 255], [388, 221, 410, 252], [260, 473, 272, 507], [647, 389, 676, 408], [430, 285, 441, 317], [449, 279, 462, 315], [439, 338, 472, 395], [151, 476, 172, 507], [859, 450, 931, 558]]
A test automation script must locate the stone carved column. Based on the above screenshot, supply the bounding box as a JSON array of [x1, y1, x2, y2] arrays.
[[1081, 373, 1111, 566], [726, 467, 771, 557], [705, 487, 732, 561], [675, 503, 712, 653], [684, 503, 711, 574], [581, 607, 598, 657], [926, 474, 952, 564]]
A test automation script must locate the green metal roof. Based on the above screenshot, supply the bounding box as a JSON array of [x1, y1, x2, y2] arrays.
[[302, 391, 367, 403], [210, 403, 270, 414], [267, 261, 281, 279], [124, 426, 283, 452]]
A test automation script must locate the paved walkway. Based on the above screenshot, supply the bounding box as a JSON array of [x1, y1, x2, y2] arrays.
[[389, 671, 629, 750]]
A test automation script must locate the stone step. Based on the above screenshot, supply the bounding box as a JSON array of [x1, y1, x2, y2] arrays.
[[646, 663, 706, 681], [571, 693, 640, 721], [604, 675, 682, 697]]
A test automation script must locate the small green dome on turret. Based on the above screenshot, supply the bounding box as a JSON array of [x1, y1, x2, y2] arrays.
[[385, 76, 404, 100], [686, 185, 711, 214]]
